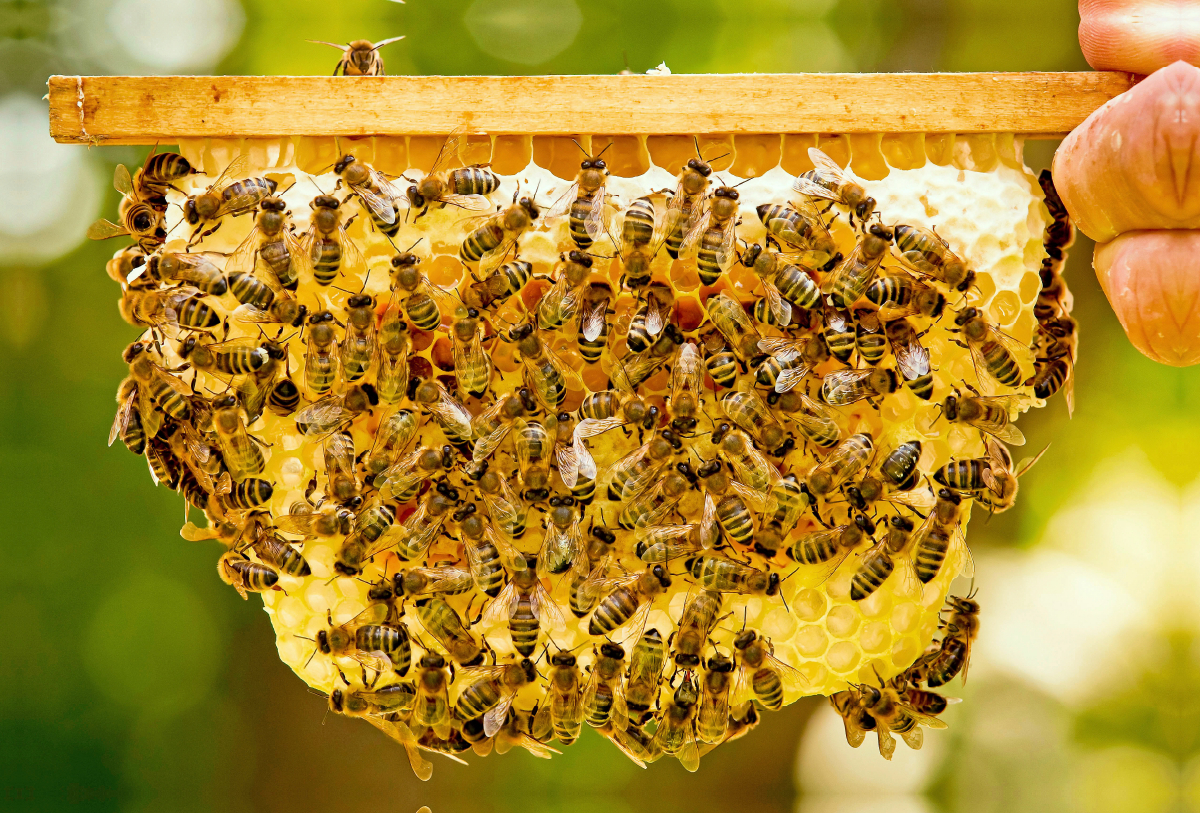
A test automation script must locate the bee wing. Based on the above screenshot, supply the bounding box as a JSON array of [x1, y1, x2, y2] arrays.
[[206, 154, 251, 194], [585, 187, 608, 240], [603, 726, 648, 769], [544, 181, 581, 221], [227, 224, 263, 275], [429, 385, 473, 438], [274, 512, 323, 536], [765, 651, 809, 696], [774, 362, 811, 394], [479, 235, 519, 277], [987, 422, 1026, 446], [541, 340, 585, 390], [352, 182, 401, 226], [670, 342, 703, 399], [471, 422, 512, 462], [114, 164, 134, 195], [531, 581, 567, 631], [337, 224, 367, 275], [677, 207, 712, 259], [807, 147, 848, 181], [715, 216, 740, 271], [762, 282, 793, 326], [728, 479, 770, 513], [876, 725, 897, 761], [821, 369, 871, 402], [87, 218, 129, 240], [700, 493, 720, 548], [556, 442, 579, 489], [900, 704, 949, 730], [348, 602, 392, 627], [889, 329, 930, 381], [294, 396, 352, 438], [728, 446, 780, 495], [889, 486, 936, 514], [1015, 444, 1049, 477], [482, 582, 517, 626], [538, 520, 583, 580], [362, 716, 433, 782], [429, 127, 468, 177], [581, 298, 609, 342], [483, 692, 517, 738], [756, 337, 807, 362], [109, 392, 136, 446], [792, 175, 839, 203], [621, 458, 671, 505]]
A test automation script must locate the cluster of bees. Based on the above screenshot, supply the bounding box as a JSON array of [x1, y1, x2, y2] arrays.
[[93, 114, 1072, 773]]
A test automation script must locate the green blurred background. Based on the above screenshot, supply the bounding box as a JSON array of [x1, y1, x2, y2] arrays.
[[4, 0, 1200, 810]]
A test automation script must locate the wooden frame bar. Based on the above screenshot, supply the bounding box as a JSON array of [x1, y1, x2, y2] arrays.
[[48, 72, 1135, 145]]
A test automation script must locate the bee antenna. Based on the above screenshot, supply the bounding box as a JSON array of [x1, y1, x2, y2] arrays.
[[570, 137, 589, 157], [595, 140, 613, 159]]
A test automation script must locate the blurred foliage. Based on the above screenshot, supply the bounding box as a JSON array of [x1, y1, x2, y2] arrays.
[[5, 0, 1200, 811]]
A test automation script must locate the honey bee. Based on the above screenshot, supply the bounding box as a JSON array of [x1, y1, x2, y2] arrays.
[[362, 408, 419, 480], [820, 303, 856, 364], [87, 166, 168, 251], [132, 251, 228, 297], [391, 484, 458, 561], [123, 341, 193, 433], [671, 589, 723, 668], [300, 194, 365, 287], [121, 286, 221, 333], [925, 592, 981, 686], [304, 604, 397, 675], [626, 282, 674, 354], [940, 390, 1026, 445], [876, 439, 924, 492], [1039, 169, 1075, 256], [614, 194, 666, 291], [576, 282, 614, 363], [865, 271, 947, 321], [585, 565, 672, 638], [731, 630, 805, 711], [310, 36, 406, 76], [303, 309, 340, 397], [687, 554, 780, 597], [127, 149, 196, 197], [823, 224, 894, 309], [880, 318, 934, 400], [605, 430, 679, 502], [848, 520, 920, 602], [742, 243, 821, 325], [373, 444, 453, 502], [609, 323, 686, 392], [763, 391, 841, 451], [274, 501, 353, 539], [454, 659, 538, 737], [855, 682, 948, 760], [700, 327, 740, 389], [413, 596, 483, 666], [333, 501, 398, 576], [218, 550, 278, 599], [697, 653, 735, 744], [388, 250, 456, 331], [582, 642, 627, 728], [953, 307, 1028, 390], [680, 185, 741, 285], [665, 342, 704, 435], [652, 673, 702, 772], [570, 526, 617, 615], [544, 143, 610, 249], [473, 465, 528, 541], [756, 200, 837, 258], [545, 651, 584, 745], [506, 321, 582, 411], [334, 154, 407, 233], [664, 143, 718, 259], [411, 651, 454, 739], [537, 251, 594, 334], [820, 367, 900, 406], [623, 628, 667, 727], [145, 436, 183, 490], [456, 508, 524, 598], [410, 377, 474, 450], [110, 377, 148, 455], [459, 192, 540, 274], [483, 558, 565, 657], [911, 488, 971, 584], [598, 720, 662, 767], [208, 393, 265, 480], [974, 440, 1047, 514], [787, 514, 876, 583], [404, 127, 501, 219], [719, 390, 791, 455], [183, 156, 277, 245], [807, 432, 873, 497], [293, 383, 377, 439], [331, 294, 375, 383], [467, 259, 534, 311], [541, 495, 586, 577], [706, 292, 761, 361], [793, 147, 877, 224], [754, 335, 825, 394], [220, 478, 274, 513], [375, 306, 412, 405], [830, 688, 877, 748], [1026, 355, 1073, 413], [318, 429, 360, 507], [894, 224, 975, 292], [855, 311, 887, 366]]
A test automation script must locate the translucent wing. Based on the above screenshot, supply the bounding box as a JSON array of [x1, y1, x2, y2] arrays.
[[792, 175, 838, 202], [114, 167, 139, 199], [87, 219, 128, 240], [206, 155, 251, 194], [428, 126, 468, 177], [585, 188, 608, 240], [544, 181, 581, 221], [821, 369, 873, 402], [714, 216, 739, 271], [773, 362, 811, 394], [889, 328, 931, 381], [556, 442, 579, 489], [763, 281, 793, 326], [531, 581, 567, 631], [428, 384, 473, 439], [294, 395, 354, 438], [483, 693, 516, 738], [757, 336, 810, 363], [677, 207, 712, 259], [581, 298, 609, 342], [353, 183, 401, 226], [482, 582, 517, 627], [808, 147, 848, 182], [109, 391, 136, 446]]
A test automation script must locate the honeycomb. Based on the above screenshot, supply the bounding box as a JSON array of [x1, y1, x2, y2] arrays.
[[99, 130, 1073, 772]]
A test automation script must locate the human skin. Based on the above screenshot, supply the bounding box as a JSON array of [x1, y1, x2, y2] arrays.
[[1079, 0, 1200, 75]]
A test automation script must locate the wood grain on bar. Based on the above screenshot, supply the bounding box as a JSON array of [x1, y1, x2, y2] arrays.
[[48, 73, 1135, 145]]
